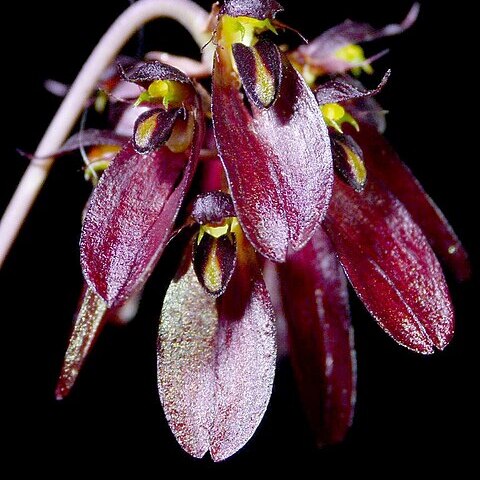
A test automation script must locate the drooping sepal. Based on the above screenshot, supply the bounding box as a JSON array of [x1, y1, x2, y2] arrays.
[[232, 39, 282, 109], [213, 44, 333, 261], [278, 229, 356, 445], [351, 124, 471, 281], [55, 288, 107, 399], [157, 231, 276, 461], [324, 176, 454, 354], [330, 131, 366, 191]]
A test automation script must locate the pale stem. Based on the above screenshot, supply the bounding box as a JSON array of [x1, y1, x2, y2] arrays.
[[0, 0, 212, 267]]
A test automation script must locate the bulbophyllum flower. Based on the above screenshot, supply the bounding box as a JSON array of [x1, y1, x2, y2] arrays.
[[1, 0, 470, 462]]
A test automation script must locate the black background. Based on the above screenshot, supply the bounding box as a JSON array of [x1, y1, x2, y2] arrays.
[[2, 0, 477, 475]]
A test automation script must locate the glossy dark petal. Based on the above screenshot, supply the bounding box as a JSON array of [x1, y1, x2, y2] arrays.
[[191, 191, 235, 225], [232, 40, 282, 109], [343, 77, 387, 133], [221, 0, 283, 20], [315, 70, 390, 106], [193, 233, 237, 297], [279, 229, 355, 445], [122, 60, 191, 88], [351, 125, 471, 281], [213, 48, 333, 262], [158, 235, 276, 461], [81, 104, 203, 307], [298, 3, 419, 62], [330, 131, 366, 191], [324, 177, 454, 354], [133, 107, 183, 153], [55, 288, 107, 399], [42, 129, 126, 159]]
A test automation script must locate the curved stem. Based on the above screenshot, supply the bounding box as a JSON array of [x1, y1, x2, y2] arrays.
[[0, 0, 211, 267]]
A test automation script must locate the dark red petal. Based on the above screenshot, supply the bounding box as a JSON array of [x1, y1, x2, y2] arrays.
[[278, 229, 355, 445], [212, 48, 333, 262], [298, 3, 419, 64], [315, 70, 390, 106], [232, 40, 282, 109], [55, 287, 107, 400], [81, 109, 203, 307], [193, 233, 237, 297], [158, 235, 276, 461], [122, 60, 191, 88], [221, 0, 283, 20], [324, 177, 454, 354], [351, 125, 471, 281], [133, 107, 183, 153], [191, 191, 235, 225]]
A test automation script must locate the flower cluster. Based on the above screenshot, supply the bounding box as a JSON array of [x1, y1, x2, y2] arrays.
[[6, 0, 469, 462]]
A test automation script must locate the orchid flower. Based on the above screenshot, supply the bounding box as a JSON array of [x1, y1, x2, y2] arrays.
[[0, 0, 469, 462]]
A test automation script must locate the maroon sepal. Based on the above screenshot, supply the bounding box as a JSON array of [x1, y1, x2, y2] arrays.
[[351, 124, 471, 281], [220, 0, 284, 20], [55, 287, 107, 399], [157, 233, 276, 461], [81, 93, 203, 307], [212, 47, 333, 262], [324, 176, 454, 354], [315, 70, 390, 106], [278, 229, 356, 445]]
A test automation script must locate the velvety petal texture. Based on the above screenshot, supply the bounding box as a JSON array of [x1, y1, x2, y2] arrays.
[[213, 46, 333, 261], [324, 177, 454, 354], [279, 229, 355, 445], [157, 233, 276, 461], [351, 125, 470, 281], [81, 131, 202, 307]]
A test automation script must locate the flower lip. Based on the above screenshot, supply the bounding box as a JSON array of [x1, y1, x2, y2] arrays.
[[220, 0, 284, 20], [191, 191, 236, 225]]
